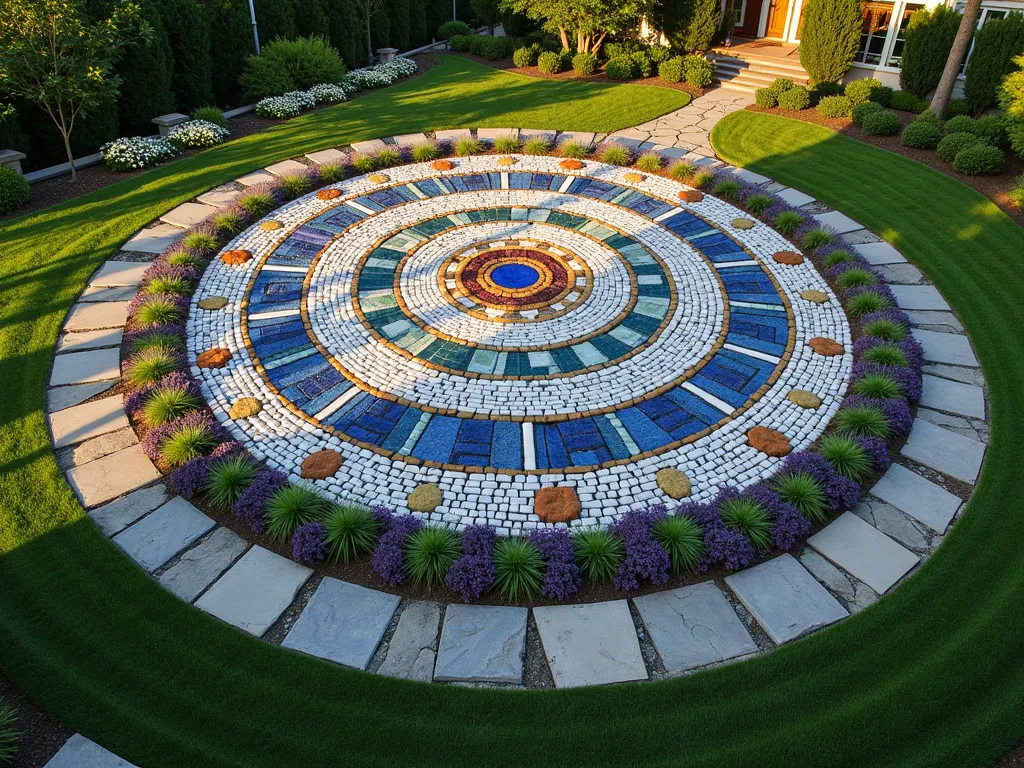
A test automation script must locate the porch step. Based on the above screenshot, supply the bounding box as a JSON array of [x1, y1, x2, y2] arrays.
[[709, 52, 810, 93]]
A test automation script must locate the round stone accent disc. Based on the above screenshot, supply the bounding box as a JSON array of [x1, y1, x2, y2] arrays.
[[731, 218, 755, 230], [316, 188, 342, 200], [196, 348, 231, 368], [559, 159, 583, 170], [773, 251, 804, 265], [221, 249, 252, 265], [534, 487, 582, 523], [198, 296, 228, 310], [259, 221, 283, 231], [301, 449, 344, 480], [801, 290, 830, 304], [228, 397, 262, 419], [624, 172, 644, 182], [808, 337, 845, 356], [679, 190, 704, 203], [656, 468, 692, 500], [368, 174, 390, 183], [787, 389, 822, 408], [747, 426, 792, 457], [408, 483, 443, 512], [432, 160, 454, 171], [496, 156, 517, 166]]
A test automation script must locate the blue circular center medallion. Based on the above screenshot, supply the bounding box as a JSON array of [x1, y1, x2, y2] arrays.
[[489, 263, 540, 290]]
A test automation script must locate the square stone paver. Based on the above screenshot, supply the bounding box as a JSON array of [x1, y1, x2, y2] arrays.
[[159, 202, 216, 229], [774, 187, 815, 208], [235, 169, 276, 187], [907, 310, 963, 332], [519, 128, 556, 143], [90, 261, 150, 287], [112, 496, 214, 572], [58, 328, 123, 354], [378, 601, 441, 682], [432, 129, 472, 143], [88, 484, 168, 536], [49, 394, 128, 448], [892, 285, 951, 311], [50, 347, 120, 386], [47, 381, 115, 412], [66, 445, 161, 508], [64, 302, 129, 331], [158, 526, 247, 602], [44, 734, 137, 768], [60, 428, 137, 471], [434, 604, 527, 684], [305, 148, 347, 165], [265, 159, 308, 176], [912, 329, 979, 367], [79, 285, 138, 303], [870, 464, 961, 533], [350, 138, 389, 153], [196, 185, 243, 208], [389, 133, 429, 147], [808, 512, 919, 595], [283, 578, 400, 669], [634, 583, 756, 673], [901, 418, 985, 484], [533, 600, 647, 688], [196, 546, 312, 636], [725, 554, 848, 644], [852, 241, 906, 265], [814, 210, 863, 234], [477, 127, 519, 143], [555, 131, 596, 147], [920, 374, 985, 418], [120, 224, 182, 254]]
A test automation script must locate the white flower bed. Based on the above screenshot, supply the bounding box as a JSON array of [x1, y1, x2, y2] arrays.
[[101, 136, 177, 172], [343, 57, 419, 92], [284, 90, 317, 110], [308, 83, 348, 104], [168, 119, 230, 150], [256, 95, 302, 119]]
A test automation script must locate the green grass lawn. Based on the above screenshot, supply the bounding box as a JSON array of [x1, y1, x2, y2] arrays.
[[1, 80, 1023, 766]]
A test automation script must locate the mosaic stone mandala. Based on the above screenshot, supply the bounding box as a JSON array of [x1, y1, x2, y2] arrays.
[[190, 156, 852, 531]]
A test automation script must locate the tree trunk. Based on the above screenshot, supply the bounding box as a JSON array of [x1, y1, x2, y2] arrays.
[[56, 107, 76, 181], [365, 12, 373, 63], [591, 32, 607, 55], [930, 0, 982, 117], [558, 26, 569, 51]]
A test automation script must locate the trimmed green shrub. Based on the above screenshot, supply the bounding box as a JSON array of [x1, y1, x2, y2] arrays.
[[648, 44, 672, 65], [890, 90, 928, 113], [573, 52, 598, 76], [537, 51, 562, 74], [973, 115, 1007, 144], [719, 497, 772, 550], [943, 115, 976, 136], [635, 152, 663, 171], [573, 529, 623, 582], [665, 0, 721, 54], [239, 36, 346, 102], [834, 405, 890, 438], [605, 56, 636, 80], [512, 46, 535, 68], [901, 120, 942, 149], [449, 34, 473, 52], [205, 456, 256, 510], [812, 81, 844, 100], [914, 107, 941, 125], [778, 87, 811, 111], [684, 55, 714, 87], [323, 505, 377, 562], [493, 537, 544, 600], [952, 143, 1005, 174], [207, 0, 255, 105], [162, 0, 215, 112], [190, 106, 227, 129], [861, 110, 902, 136], [404, 526, 460, 586], [0, 166, 29, 215], [1011, 173, 1024, 208], [480, 36, 507, 60], [117, 2, 176, 134], [1000, 56, 1024, 160], [437, 19, 471, 38], [937, 131, 982, 162], [775, 472, 827, 523], [631, 51, 654, 78], [468, 35, 489, 56], [266, 485, 330, 540], [965, 12, 1024, 115], [900, 6, 960, 99], [844, 78, 879, 105], [945, 97, 971, 117], [141, 386, 200, 426], [755, 87, 778, 109], [659, 56, 684, 84], [652, 515, 703, 573], [818, 434, 871, 479], [852, 100, 884, 127], [870, 85, 894, 106], [253, 0, 297, 45], [160, 423, 216, 467], [816, 95, 854, 118], [799, 0, 862, 84]]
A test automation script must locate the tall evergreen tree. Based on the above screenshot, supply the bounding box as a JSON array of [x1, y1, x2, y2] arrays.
[[208, 0, 254, 106], [964, 12, 1024, 115], [254, 0, 296, 45], [295, 0, 331, 39], [797, 0, 861, 84], [117, 1, 175, 132], [900, 6, 961, 98], [329, 0, 364, 66], [426, 0, 451, 38], [160, 0, 214, 111], [408, 0, 428, 47], [390, 0, 411, 49]]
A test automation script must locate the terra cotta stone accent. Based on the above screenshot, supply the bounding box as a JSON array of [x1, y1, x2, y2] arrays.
[[808, 337, 845, 356], [221, 249, 252, 265], [196, 348, 231, 368], [747, 426, 792, 457], [559, 159, 583, 171], [772, 251, 804, 265], [316, 188, 341, 200], [534, 486, 581, 523], [431, 160, 454, 171], [679, 190, 703, 203], [301, 449, 344, 480]]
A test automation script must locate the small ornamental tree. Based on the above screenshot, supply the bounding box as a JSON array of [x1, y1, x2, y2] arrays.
[[900, 6, 961, 99], [359, 0, 388, 62], [798, 0, 861, 85], [677, 0, 720, 53], [964, 11, 1024, 115], [500, 0, 654, 55], [0, 0, 148, 178]]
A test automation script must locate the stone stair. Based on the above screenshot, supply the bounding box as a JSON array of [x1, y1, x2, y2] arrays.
[[708, 50, 810, 94]]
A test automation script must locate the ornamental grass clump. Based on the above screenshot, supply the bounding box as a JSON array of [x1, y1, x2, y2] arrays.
[[375, 147, 402, 168], [559, 140, 589, 159], [317, 163, 345, 182], [836, 267, 878, 289], [0, 701, 18, 762], [772, 210, 806, 235], [238, 190, 278, 218], [135, 297, 184, 327], [652, 514, 704, 573], [668, 160, 695, 180], [143, 276, 191, 296], [130, 330, 183, 354], [351, 153, 375, 173], [204, 456, 257, 510], [181, 230, 219, 257], [863, 318, 907, 341], [212, 209, 246, 235], [522, 137, 550, 155], [802, 227, 836, 250], [493, 136, 520, 153], [265, 484, 330, 541], [719, 497, 772, 550], [713, 179, 742, 200], [280, 172, 314, 200], [834, 404, 890, 438], [323, 504, 377, 562], [454, 138, 484, 157], [824, 249, 856, 267], [573, 528, 623, 582], [160, 422, 217, 467], [168, 251, 201, 267], [818, 434, 871, 480], [692, 169, 714, 189], [744, 193, 774, 216], [847, 290, 890, 316], [864, 342, 910, 367], [493, 537, 545, 600], [529, 528, 581, 600], [635, 151, 663, 172], [774, 472, 828, 523], [404, 526, 460, 587], [598, 143, 632, 166], [446, 525, 497, 601], [853, 373, 903, 400], [126, 346, 181, 387], [411, 142, 440, 162], [141, 385, 200, 426]]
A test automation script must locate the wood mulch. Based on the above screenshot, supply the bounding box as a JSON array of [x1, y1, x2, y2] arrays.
[[0, 672, 71, 768], [748, 104, 1024, 227]]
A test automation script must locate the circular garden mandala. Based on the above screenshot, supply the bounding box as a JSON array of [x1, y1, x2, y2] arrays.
[[190, 156, 852, 531]]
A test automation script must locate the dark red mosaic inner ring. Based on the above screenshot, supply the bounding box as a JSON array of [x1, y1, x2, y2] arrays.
[[461, 249, 569, 308]]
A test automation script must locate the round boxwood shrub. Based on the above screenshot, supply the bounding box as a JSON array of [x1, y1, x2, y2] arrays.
[[630, 51, 653, 78], [937, 131, 982, 162], [945, 98, 971, 117], [437, 20, 471, 39], [190, 106, 227, 129], [480, 36, 506, 60], [512, 46, 532, 68], [812, 81, 844, 100], [605, 56, 636, 80], [861, 109, 901, 135], [572, 52, 597, 76], [449, 34, 473, 52], [900, 120, 942, 148], [870, 85, 894, 106], [851, 100, 884, 127], [659, 56, 684, 84], [469, 35, 489, 56], [755, 87, 778, 109], [952, 143, 1005, 174], [777, 87, 810, 111], [0, 166, 29, 215], [683, 55, 714, 88], [239, 36, 346, 102], [943, 115, 975, 135], [537, 51, 562, 74], [816, 94, 854, 118], [844, 78, 879, 105], [890, 90, 927, 113]]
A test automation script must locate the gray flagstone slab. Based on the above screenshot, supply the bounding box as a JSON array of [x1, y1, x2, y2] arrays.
[[892, 285, 951, 311], [901, 418, 985, 484], [533, 600, 647, 688], [869, 464, 961, 533], [633, 582, 756, 673], [305, 148, 348, 165], [265, 159, 308, 176], [852, 241, 906, 265], [912, 329, 979, 367], [378, 601, 441, 682], [920, 374, 985, 418], [519, 128, 557, 143], [196, 185, 243, 207], [88, 484, 168, 536], [112, 496, 214, 572], [57, 328, 124, 354], [64, 301, 129, 331], [477, 127, 519, 142], [235, 169, 276, 187], [554, 131, 596, 146], [59, 428, 138, 471], [120, 224, 182, 254], [79, 285, 138, 303], [774, 187, 815, 207], [350, 138, 389, 153], [283, 578, 400, 670], [725, 554, 848, 644], [434, 604, 527, 684], [196, 546, 312, 636], [160, 202, 216, 228], [814, 210, 862, 234], [808, 512, 918, 595], [49, 394, 128, 448], [432, 129, 473, 142], [66, 445, 161, 507], [158, 526, 248, 602], [89, 260, 150, 287], [47, 381, 115, 412], [906, 310, 963, 332], [44, 734, 138, 768], [50, 348, 120, 386]]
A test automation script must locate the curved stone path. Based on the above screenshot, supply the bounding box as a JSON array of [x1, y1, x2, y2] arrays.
[[46, 113, 987, 695]]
